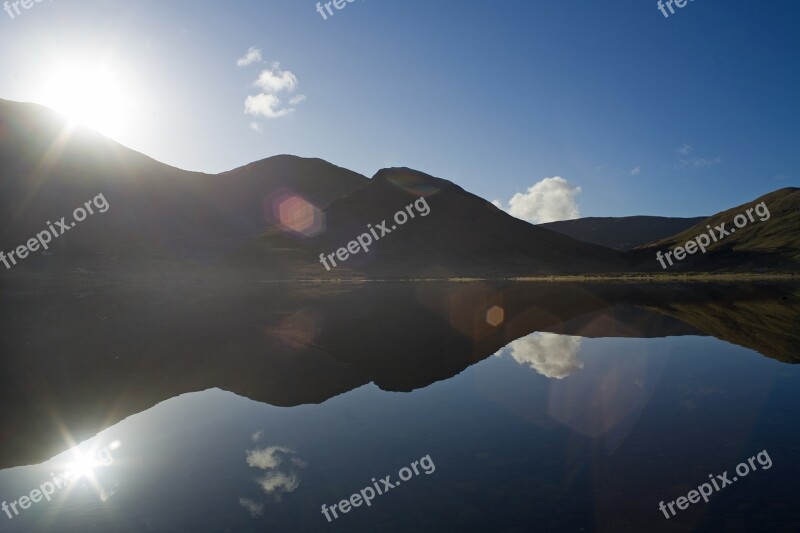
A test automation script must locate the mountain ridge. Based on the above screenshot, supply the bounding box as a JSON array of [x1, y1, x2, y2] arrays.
[[1, 98, 798, 277]]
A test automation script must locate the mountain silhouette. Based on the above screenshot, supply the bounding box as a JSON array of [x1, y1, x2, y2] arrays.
[[540, 216, 707, 251], [2, 98, 798, 278], [0, 99, 366, 268]]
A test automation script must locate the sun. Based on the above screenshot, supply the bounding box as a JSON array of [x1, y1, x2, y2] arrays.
[[66, 450, 98, 480], [34, 59, 136, 140]]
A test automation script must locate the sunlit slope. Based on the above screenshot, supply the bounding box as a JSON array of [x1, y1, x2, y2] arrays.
[[631, 188, 800, 271]]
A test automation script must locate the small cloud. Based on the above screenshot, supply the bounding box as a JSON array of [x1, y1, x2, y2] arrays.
[[502, 332, 584, 379], [675, 156, 722, 171], [631, 166, 641, 176], [249, 122, 263, 133], [251, 430, 264, 442], [237, 47, 263, 67], [245, 93, 294, 119], [239, 498, 264, 518], [493, 177, 581, 224], [672, 144, 721, 171], [254, 63, 298, 94], [241, 60, 305, 122]]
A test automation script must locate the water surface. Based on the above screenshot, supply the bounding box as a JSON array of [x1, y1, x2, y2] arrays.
[[1, 281, 798, 532]]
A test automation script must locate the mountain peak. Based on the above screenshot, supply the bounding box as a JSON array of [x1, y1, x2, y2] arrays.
[[222, 154, 366, 179], [370, 167, 456, 198]]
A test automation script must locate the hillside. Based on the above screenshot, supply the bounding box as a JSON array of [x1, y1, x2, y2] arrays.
[[540, 216, 706, 250], [0, 99, 367, 269], [231, 167, 630, 278], [632, 188, 800, 271]]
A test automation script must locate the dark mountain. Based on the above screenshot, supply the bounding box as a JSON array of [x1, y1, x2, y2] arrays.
[[2, 98, 797, 277], [323, 168, 628, 276], [0, 99, 367, 267], [219, 155, 367, 208], [0, 99, 627, 278], [539, 216, 706, 250], [233, 167, 629, 278], [631, 188, 800, 271]]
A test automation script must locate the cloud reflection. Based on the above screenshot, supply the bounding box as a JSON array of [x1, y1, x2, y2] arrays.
[[256, 471, 300, 494], [239, 497, 264, 518], [501, 332, 584, 379], [244, 444, 308, 500], [246, 446, 292, 470]]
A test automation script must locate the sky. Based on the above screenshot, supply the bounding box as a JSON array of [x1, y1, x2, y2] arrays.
[[0, 0, 798, 221]]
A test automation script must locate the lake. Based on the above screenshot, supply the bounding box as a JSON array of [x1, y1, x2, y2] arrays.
[[0, 280, 798, 532]]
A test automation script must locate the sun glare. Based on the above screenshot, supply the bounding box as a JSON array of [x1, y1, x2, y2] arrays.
[[66, 451, 98, 480], [35, 60, 136, 140]]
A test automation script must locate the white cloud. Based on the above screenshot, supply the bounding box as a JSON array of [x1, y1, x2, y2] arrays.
[[245, 93, 294, 119], [493, 177, 581, 224], [631, 166, 641, 176], [239, 498, 264, 518], [241, 60, 305, 122], [251, 430, 264, 442], [237, 46, 263, 67], [249, 122, 263, 133], [672, 143, 722, 171], [254, 64, 299, 94], [503, 332, 584, 379]]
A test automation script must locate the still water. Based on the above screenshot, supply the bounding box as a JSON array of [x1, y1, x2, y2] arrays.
[[1, 281, 798, 532]]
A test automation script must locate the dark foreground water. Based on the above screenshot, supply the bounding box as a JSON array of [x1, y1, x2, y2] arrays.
[[0, 281, 798, 532]]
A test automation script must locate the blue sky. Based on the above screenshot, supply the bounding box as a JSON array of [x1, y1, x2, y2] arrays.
[[0, 0, 797, 219]]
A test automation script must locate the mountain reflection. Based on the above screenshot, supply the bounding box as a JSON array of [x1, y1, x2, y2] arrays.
[[0, 280, 797, 470]]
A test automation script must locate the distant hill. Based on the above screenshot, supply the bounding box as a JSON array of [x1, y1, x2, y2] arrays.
[[632, 188, 800, 271], [539, 216, 706, 250]]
